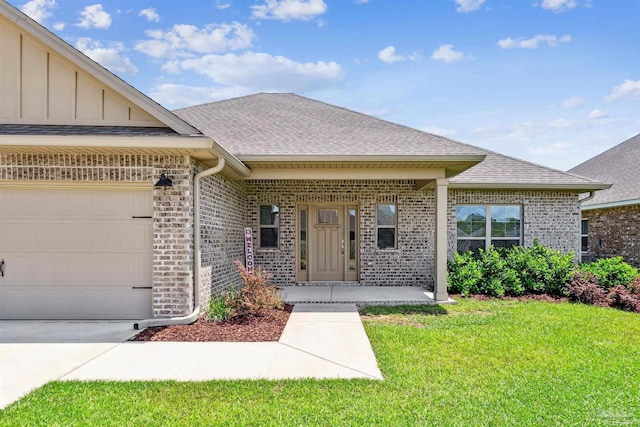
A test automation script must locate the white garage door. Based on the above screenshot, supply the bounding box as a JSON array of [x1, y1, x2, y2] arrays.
[[0, 185, 153, 319]]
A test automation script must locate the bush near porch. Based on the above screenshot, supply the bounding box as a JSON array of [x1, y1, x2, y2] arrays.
[[448, 242, 640, 313]]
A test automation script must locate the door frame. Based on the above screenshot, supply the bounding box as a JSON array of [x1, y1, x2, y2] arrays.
[[296, 202, 359, 282]]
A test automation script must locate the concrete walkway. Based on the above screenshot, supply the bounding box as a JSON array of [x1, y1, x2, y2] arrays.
[[0, 304, 382, 409], [280, 285, 457, 305]]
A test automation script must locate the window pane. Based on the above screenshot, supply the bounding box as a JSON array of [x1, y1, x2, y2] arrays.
[[318, 209, 338, 224], [377, 205, 396, 226], [491, 239, 520, 249], [457, 239, 485, 254], [581, 236, 588, 252], [260, 205, 279, 225], [377, 228, 395, 249], [349, 209, 356, 261], [457, 206, 486, 237], [581, 219, 588, 235], [300, 210, 307, 270], [260, 228, 278, 248], [491, 206, 521, 238]]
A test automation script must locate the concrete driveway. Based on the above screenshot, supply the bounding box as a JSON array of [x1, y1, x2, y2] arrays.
[[0, 321, 137, 409]]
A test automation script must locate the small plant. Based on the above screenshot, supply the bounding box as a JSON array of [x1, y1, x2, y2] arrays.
[[566, 271, 610, 307], [207, 290, 235, 322], [228, 260, 284, 317], [580, 257, 639, 289], [607, 285, 640, 313]]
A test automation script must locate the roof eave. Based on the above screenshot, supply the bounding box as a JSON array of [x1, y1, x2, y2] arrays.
[[237, 154, 486, 163], [0, 2, 200, 136], [449, 182, 612, 191], [581, 198, 640, 210]]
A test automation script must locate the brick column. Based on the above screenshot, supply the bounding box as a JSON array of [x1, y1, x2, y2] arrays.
[[434, 178, 449, 301]]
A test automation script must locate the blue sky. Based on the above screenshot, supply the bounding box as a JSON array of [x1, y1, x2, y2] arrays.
[[14, 0, 640, 170]]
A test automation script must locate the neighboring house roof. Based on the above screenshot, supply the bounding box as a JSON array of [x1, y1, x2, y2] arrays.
[[175, 93, 607, 190], [569, 133, 640, 208]]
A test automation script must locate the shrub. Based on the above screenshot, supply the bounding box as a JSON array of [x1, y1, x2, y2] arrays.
[[448, 251, 482, 296], [566, 272, 609, 307], [506, 242, 574, 296], [580, 257, 639, 289], [629, 277, 640, 296], [227, 260, 284, 316], [608, 285, 640, 313]]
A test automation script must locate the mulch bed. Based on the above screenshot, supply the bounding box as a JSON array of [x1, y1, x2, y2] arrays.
[[130, 304, 293, 342]]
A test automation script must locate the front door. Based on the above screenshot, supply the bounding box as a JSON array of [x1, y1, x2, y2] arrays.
[[296, 204, 358, 282]]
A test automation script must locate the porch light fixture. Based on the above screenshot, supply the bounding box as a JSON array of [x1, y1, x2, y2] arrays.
[[154, 173, 173, 188]]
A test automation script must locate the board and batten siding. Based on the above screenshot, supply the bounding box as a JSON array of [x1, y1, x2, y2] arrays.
[[0, 14, 163, 127]]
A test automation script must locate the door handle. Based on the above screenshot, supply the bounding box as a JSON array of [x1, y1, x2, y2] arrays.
[[0, 259, 4, 277]]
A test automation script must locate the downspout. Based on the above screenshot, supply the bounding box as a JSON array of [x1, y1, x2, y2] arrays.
[[134, 158, 226, 330], [579, 191, 595, 205]]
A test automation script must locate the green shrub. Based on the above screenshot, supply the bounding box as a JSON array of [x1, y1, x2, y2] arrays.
[[580, 257, 639, 289], [506, 242, 574, 296], [447, 251, 482, 296]]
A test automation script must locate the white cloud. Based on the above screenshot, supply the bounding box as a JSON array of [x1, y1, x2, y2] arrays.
[[548, 118, 573, 129], [52, 22, 65, 30], [558, 96, 585, 109], [431, 44, 465, 62], [165, 51, 344, 93], [354, 0, 369, 3], [76, 4, 111, 29], [498, 34, 571, 49], [75, 37, 138, 74], [150, 84, 252, 109], [540, 0, 578, 13], [604, 80, 640, 103], [528, 141, 573, 155], [378, 46, 406, 64], [139, 7, 159, 22], [455, 0, 485, 13], [216, 1, 232, 9], [21, 0, 56, 23], [135, 23, 254, 59], [251, 0, 327, 22], [421, 125, 458, 137], [588, 109, 608, 120]]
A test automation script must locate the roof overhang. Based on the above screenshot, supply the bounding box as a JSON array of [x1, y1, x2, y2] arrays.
[[449, 182, 613, 191], [241, 154, 486, 183], [0, 2, 200, 136], [582, 198, 640, 211], [0, 134, 251, 178]]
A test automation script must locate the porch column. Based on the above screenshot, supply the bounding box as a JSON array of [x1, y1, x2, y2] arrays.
[[434, 177, 449, 301]]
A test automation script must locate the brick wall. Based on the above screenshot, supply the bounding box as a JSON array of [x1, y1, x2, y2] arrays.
[[0, 153, 195, 318], [246, 180, 436, 286], [582, 204, 640, 267], [197, 167, 248, 307], [448, 190, 581, 260]]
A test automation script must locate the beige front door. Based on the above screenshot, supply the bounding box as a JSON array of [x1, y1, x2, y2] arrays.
[[310, 205, 345, 281]]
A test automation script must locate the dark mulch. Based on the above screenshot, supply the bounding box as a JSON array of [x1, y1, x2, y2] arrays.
[[130, 304, 293, 342]]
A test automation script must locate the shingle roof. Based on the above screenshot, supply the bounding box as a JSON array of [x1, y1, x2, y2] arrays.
[[175, 93, 606, 189], [569, 133, 640, 206], [0, 124, 179, 136]]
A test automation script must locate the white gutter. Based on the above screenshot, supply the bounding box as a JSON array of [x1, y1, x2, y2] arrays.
[[581, 198, 640, 211], [134, 158, 226, 330], [579, 191, 596, 205]]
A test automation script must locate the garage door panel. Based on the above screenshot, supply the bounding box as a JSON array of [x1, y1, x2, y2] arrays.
[[1, 220, 153, 252], [0, 286, 152, 320], [0, 186, 154, 320]]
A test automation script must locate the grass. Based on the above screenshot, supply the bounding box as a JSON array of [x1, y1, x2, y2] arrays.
[[2, 299, 640, 426]]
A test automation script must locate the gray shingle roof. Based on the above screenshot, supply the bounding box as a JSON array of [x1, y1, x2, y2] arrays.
[[0, 124, 179, 136], [569, 133, 640, 206], [175, 93, 605, 189]]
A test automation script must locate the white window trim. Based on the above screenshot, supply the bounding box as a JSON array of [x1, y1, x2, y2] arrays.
[[376, 203, 397, 250], [581, 219, 589, 254], [456, 204, 522, 251], [259, 204, 280, 249]]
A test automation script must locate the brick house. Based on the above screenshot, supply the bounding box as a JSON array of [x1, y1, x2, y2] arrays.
[[569, 134, 640, 267], [0, 2, 607, 321]]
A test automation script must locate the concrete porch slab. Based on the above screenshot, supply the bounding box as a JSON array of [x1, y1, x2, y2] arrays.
[[279, 286, 457, 305]]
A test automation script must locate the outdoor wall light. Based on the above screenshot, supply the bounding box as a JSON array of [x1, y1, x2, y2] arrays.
[[154, 173, 173, 188]]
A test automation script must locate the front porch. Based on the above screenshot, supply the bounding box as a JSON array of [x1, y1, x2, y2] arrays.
[[279, 286, 457, 305]]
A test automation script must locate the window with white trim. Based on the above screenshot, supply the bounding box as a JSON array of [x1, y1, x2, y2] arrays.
[[581, 219, 588, 253], [377, 204, 397, 249], [456, 205, 522, 253], [259, 204, 279, 248]]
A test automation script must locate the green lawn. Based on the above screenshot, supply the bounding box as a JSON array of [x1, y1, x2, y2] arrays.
[[2, 299, 640, 426]]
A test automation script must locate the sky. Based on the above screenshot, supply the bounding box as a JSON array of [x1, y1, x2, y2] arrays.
[[12, 0, 640, 171]]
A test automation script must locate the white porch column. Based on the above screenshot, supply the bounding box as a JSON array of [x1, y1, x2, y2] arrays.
[[434, 177, 449, 301]]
